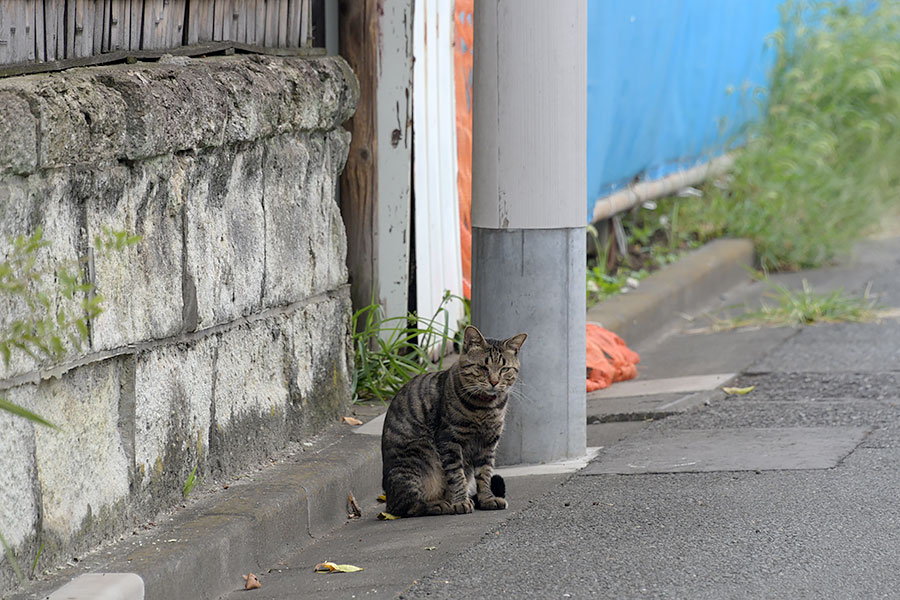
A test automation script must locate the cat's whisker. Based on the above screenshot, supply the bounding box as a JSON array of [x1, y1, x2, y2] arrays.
[[506, 388, 530, 403]]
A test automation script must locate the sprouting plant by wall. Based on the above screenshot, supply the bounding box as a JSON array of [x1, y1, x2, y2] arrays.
[[352, 291, 468, 403]]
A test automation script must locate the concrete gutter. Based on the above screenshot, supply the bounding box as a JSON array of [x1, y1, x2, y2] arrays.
[[587, 237, 755, 348], [18, 237, 755, 600]]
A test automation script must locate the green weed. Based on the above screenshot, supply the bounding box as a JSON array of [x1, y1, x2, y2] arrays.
[[586, 265, 649, 308], [586, 201, 696, 307], [352, 292, 467, 403], [183, 466, 198, 497], [30, 542, 43, 578], [0, 530, 23, 585], [725, 276, 877, 328]]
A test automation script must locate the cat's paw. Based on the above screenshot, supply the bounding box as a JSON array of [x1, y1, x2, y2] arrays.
[[476, 495, 508, 510], [424, 500, 454, 515], [449, 498, 475, 514]]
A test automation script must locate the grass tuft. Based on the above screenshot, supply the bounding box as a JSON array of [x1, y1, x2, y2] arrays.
[[722, 276, 878, 329], [182, 466, 198, 498], [352, 292, 468, 403]]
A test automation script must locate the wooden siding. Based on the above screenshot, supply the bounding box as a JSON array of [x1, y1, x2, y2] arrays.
[[0, 0, 317, 71]]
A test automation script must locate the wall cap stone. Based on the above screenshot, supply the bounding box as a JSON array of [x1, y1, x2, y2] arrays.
[[0, 54, 360, 175]]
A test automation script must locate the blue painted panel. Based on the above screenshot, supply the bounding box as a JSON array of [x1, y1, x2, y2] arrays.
[[587, 0, 782, 220]]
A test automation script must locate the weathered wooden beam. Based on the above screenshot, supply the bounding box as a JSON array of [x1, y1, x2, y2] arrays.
[[0, 41, 325, 78], [338, 0, 378, 315], [338, 0, 414, 319]]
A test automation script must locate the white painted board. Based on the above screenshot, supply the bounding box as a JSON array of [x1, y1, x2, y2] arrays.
[[413, 0, 465, 345]]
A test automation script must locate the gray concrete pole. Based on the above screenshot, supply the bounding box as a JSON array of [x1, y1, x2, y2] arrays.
[[471, 1, 586, 465]]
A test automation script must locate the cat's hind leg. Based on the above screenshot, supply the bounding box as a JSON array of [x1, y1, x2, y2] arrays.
[[473, 465, 507, 510], [384, 447, 458, 517]]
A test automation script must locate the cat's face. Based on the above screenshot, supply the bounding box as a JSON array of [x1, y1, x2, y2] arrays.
[[457, 326, 527, 397]]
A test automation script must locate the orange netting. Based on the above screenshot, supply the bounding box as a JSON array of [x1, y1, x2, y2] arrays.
[[454, 0, 474, 299], [586, 323, 640, 392]]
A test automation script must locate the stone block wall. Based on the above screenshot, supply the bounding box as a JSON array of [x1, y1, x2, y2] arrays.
[[0, 53, 358, 594]]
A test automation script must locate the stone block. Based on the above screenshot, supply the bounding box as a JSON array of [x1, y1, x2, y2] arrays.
[[93, 63, 228, 162], [184, 146, 265, 330], [23, 358, 131, 541], [209, 318, 290, 472], [0, 400, 39, 549], [133, 337, 215, 501], [261, 134, 314, 308], [262, 132, 348, 309], [317, 129, 351, 287], [0, 91, 38, 175], [284, 293, 353, 435], [87, 157, 184, 351], [28, 72, 127, 169], [0, 56, 358, 175]]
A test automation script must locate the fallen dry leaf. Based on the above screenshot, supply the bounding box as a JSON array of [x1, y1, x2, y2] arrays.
[[376, 494, 387, 503], [722, 386, 755, 395], [342, 416, 363, 426], [378, 511, 400, 520], [347, 492, 362, 519], [242, 573, 261, 590], [314, 561, 365, 573]]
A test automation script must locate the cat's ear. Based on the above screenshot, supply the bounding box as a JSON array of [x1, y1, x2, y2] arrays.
[[504, 333, 527, 354], [463, 326, 487, 352]]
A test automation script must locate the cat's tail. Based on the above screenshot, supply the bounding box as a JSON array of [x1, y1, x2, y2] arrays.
[[490, 474, 506, 498]]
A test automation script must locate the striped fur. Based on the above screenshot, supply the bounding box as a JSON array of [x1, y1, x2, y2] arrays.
[[381, 326, 527, 517]]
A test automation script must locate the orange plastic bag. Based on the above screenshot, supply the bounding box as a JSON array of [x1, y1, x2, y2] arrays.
[[586, 324, 640, 392]]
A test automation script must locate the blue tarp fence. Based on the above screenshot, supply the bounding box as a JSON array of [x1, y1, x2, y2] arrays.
[[586, 0, 783, 222]]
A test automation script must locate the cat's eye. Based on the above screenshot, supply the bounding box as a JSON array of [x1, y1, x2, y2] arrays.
[[500, 367, 512, 374]]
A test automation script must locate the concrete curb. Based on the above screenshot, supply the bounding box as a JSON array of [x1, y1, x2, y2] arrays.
[[17, 429, 383, 600], [587, 238, 755, 347], [19, 238, 755, 600]]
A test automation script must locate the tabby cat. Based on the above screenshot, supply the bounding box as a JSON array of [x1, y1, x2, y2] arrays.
[[381, 325, 527, 517]]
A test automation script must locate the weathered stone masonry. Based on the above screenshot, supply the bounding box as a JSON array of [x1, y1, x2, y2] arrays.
[[0, 53, 359, 592]]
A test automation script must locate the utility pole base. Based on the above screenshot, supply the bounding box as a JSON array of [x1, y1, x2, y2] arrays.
[[471, 226, 587, 466]]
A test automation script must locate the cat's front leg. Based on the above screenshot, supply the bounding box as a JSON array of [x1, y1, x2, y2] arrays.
[[474, 461, 507, 510], [438, 440, 474, 514]]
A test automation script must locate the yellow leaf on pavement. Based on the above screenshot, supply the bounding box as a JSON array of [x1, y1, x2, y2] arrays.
[[342, 416, 363, 426], [376, 494, 387, 503], [722, 386, 755, 395], [377, 512, 400, 520], [314, 561, 365, 573]]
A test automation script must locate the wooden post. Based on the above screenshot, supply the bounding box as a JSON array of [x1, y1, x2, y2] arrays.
[[338, 0, 414, 320]]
